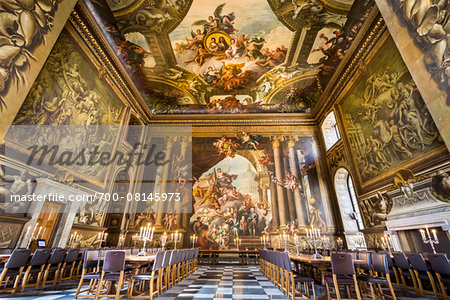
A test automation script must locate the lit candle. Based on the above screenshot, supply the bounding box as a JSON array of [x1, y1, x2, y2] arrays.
[[420, 229, 426, 240], [318, 229, 321, 238], [140, 226, 143, 237], [432, 229, 438, 241], [306, 228, 309, 238]]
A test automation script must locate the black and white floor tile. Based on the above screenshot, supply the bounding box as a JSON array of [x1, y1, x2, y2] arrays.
[[0, 264, 436, 300], [158, 265, 287, 300]]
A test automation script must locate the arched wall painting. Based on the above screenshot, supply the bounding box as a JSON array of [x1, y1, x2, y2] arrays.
[[191, 155, 270, 249], [189, 135, 328, 249]]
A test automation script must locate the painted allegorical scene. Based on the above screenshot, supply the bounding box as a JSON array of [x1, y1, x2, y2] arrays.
[[84, 0, 375, 114], [170, 1, 291, 91], [6, 29, 125, 182], [189, 134, 328, 249], [340, 36, 444, 183]]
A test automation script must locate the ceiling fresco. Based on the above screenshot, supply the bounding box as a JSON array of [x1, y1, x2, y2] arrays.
[[85, 0, 374, 114]]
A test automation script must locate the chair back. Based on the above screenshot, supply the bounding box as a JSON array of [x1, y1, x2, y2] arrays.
[[331, 253, 355, 275], [371, 253, 389, 274], [5, 248, 31, 269], [392, 252, 410, 270], [83, 249, 100, 269], [153, 251, 165, 271], [29, 248, 52, 266], [428, 253, 450, 275], [103, 250, 125, 273], [358, 251, 372, 271], [48, 248, 67, 265], [64, 248, 80, 263], [282, 252, 292, 272], [163, 250, 172, 267], [406, 253, 428, 272]]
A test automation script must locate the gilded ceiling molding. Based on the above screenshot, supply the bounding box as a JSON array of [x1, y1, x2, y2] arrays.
[[112, 0, 193, 34], [314, 12, 386, 120], [69, 3, 152, 120], [388, 0, 449, 103], [312, 6, 381, 120]]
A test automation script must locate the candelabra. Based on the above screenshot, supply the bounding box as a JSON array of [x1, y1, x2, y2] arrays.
[[27, 223, 46, 249], [97, 231, 108, 248], [381, 233, 393, 254], [234, 237, 241, 250], [306, 226, 322, 259], [420, 226, 439, 254], [69, 231, 79, 248], [190, 235, 198, 248], [171, 231, 182, 250], [293, 234, 300, 255], [279, 232, 289, 253], [261, 234, 269, 250], [161, 232, 168, 250], [138, 224, 154, 256]]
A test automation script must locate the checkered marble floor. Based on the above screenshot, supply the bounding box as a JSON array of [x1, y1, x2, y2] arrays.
[[158, 265, 288, 300], [0, 265, 436, 300]]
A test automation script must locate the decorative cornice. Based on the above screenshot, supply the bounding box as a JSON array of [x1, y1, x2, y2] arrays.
[[313, 6, 384, 121]]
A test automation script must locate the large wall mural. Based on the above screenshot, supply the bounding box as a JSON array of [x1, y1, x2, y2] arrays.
[[188, 134, 329, 249], [0, 0, 78, 141], [13, 29, 123, 126], [6, 28, 125, 183], [340, 36, 444, 183]]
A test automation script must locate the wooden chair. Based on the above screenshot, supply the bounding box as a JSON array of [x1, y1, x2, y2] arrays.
[[281, 252, 316, 300], [160, 250, 172, 293], [406, 253, 439, 299], [21, 248, 51, 292], [358, 253, 396, 300], [428, 253, 450, 299], [325, 253, 362, 300], [59, 248, 80, 283], [41, 248, 67, 288], [129, 250, 164, 300], [0, 248, 31, 294], [75, 249, 101, 299], [392, 252, 418, 293], [95, 250, 131, 300]]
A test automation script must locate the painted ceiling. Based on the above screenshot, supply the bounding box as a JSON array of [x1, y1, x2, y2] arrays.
[[86, 0, 374, 114]]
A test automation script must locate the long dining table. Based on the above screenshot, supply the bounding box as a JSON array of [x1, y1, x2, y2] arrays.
[[199, 249, 259, 264], [289, 253, 367, 285], [95, 254, 156, 271]]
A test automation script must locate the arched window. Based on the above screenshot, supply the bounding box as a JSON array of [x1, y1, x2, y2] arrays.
[[334, 168, 364, 231], [321, 111, 341, 150]]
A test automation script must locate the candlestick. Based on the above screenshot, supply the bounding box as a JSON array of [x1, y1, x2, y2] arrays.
[[138, 224, 154, 256], [161, 232, 168, 250], [306, 226, 322, 259], [420, 226, 439, 254]]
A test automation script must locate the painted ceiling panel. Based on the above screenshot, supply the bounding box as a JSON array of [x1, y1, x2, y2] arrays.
[[85, 0, 373, 114]]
